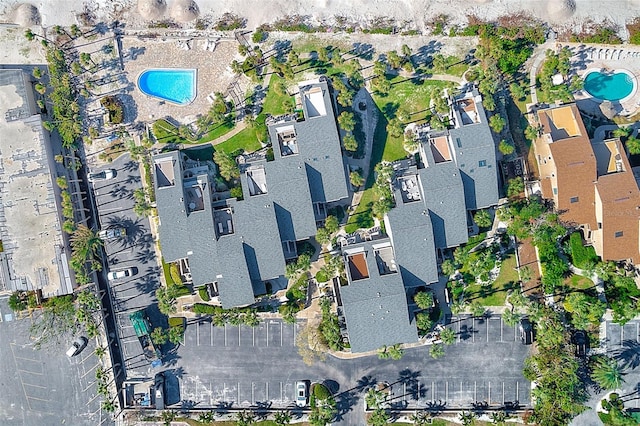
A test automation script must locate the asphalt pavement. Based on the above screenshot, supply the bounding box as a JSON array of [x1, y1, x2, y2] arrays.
[[169, 314, 531, 424], [90, 153, 164, 378], [0, 296, 110, 426]]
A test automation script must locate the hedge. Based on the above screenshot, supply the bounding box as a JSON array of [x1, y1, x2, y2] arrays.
[[168, 317, 185, 328], [569, 232, 599, 269], [198, 287, 210, 301], [312, 383, 331, 400]]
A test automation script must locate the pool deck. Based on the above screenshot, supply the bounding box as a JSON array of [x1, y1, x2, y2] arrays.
[[563, 42, 640, 117], [121, 37, 250, 123]]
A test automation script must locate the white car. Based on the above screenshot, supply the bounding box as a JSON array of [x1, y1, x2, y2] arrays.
[[296, 381, 307, 407], [107, 268, 134, 281], [98, 228, 126, 241], [88, 169, 116, 182], [66, 336, 88, 357]]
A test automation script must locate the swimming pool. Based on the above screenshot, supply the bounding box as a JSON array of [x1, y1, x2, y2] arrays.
[[583, 69, 636, 102], [137, 68, 197, 105]]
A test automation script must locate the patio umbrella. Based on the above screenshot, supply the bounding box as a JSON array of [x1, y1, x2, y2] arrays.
[[547, 0, 576, 22], [138, 0, 167, 21], [170, 0, 199, 23], [12, 3, 40, 26], [599, 101, 617, 120]]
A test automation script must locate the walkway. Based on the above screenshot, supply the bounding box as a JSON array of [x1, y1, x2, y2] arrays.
[[528, 41, 554, 106], [592, 122, 640, 142]]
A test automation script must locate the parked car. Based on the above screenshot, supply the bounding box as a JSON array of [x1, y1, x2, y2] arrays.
[[296, 381, 307, 407], [98, 228, 126, 241], [154, 372, 165, 410], [519, 317, 534, 345], [572, 330, 588, 358], [66, 336, 88, 357], [88, 169, 116, 182], [107, 268, 134, 281]]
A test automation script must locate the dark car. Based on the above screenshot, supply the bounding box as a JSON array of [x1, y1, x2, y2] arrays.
[[571, 330, 588, 358], [154, 372, 165, 410], [519, 318, 534, 345]]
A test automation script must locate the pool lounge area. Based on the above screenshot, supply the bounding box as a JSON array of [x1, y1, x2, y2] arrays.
[[137, 68, 197, 106]]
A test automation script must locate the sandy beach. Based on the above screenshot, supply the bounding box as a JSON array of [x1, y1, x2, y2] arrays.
[[0, 0, 639, 37]]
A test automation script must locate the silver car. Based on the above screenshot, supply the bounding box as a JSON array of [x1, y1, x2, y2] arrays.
[[107, 268, 134, 281]]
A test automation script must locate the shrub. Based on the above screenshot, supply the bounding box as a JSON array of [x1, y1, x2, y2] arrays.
[[198, 287, 210, 301], [628, 18, 640, 45], [315, 270, 329, 283], [168, 317, 185, 328], [312, 383, 331, 400], [568, 232, 599, 269], [100, 96, 124, 124], [193, 303, 221, 315], [169, 263, 182, 285]]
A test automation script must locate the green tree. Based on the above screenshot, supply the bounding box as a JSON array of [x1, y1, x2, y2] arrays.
[[35, 83, 46, 94], [377, 345, 390, 360], [625, 135, 640, 155], [167, 326, 184, 345], [490, 410, 508, 425], [8, 292, 27, 312], [338, 112, 355, 132], [403, 132, 420, 153], [430, 343, 445, 359], [368, 408, 389, 425], [413, 291, 433, 310], [489, 114, 506, 133], [431, 54, 447, 73], [507, 177, 525, 198], [473, 210, 492, 228], [213, 150, 240, 181], [563, 292, 606, 329], [343, 133, 358, 152], [502, 309, 521, 327], [440, 327, 456, 345], [470, 302, 486, 318], [350, 170, 364, 188], [441, 259, 456, 277], [324, 216, 339, 234], [365, 387, 387, 409], [592, 356, 624, 390], [236, 410, 256, 426], [386, 118, 404, 138], [498, 139, 515, 155], [509, 82, 526, 101], [151, 327, 168, 345], [316, 227, 330, 245], [274, 410, 292, 425], [459, 411, 476, 426], [416, 312, 433, 332], [613, 127, 632, 139], [387, 344, 403, 360], [525, 125, 539, 141]]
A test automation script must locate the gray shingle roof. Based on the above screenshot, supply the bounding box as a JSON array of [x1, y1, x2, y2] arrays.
[[213, 234, 256, 308], [449, 92, 499, 210], [232, 183, 286, 283], [267, 79, 349, 204], [385, 196, 439, 287], [339, 240, 418, 353], [418, 149, 468, 249], [264, 159, 317, 242]]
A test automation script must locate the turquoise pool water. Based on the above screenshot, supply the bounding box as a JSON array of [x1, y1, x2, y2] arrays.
[[583, 70, 634, 102], [137, 69, 196, 105]]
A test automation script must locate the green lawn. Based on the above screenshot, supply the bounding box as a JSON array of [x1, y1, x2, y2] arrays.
[[372, 77, 455, 162], [565, 273, 595, 290], [262, 75, 294, 115], [197, 120, 236, 143], [466, 252, 519, 307], [161, 258, 175, 286], [151, 118, 235, 146], [345, 187, 375, 233]]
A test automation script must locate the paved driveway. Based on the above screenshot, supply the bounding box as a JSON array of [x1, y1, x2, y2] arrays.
[[90, 153, 163, 378], [169, 314, 531, 424], [0, 296, 110, 426]]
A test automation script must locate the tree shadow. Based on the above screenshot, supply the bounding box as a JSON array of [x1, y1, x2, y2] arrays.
[[382, 102, 399, 119], [459, 323, 477, 341], [350, 43, 375, 60], [122, 159, 139, 172], [333, 389, 358, 422], [134, 265, 160, 294], [612, 339, 640, 370], [413, 41, 444, 66], [356, 375, 377, 392], [135, 247, 156, 264], [272, 39, 292, 61]]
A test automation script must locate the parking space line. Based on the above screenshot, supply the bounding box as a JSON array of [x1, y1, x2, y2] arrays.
[[26, 395, 49, 402], [197, 322, 200, 346], [23, 382, 46, 389], [472, 318, 475, 342], [516, 381, 519, 402], [500, 319, 503, 342], [239, 325, 241, 346], [17, 369, 43, 376], [266, 323, 269, 347], [488, 382, 491, 403], [486, 320, 489, 342], [457, 319, 461, 343], [281, 322, 283, 346], [251, 382, 254, 403], [502, 382, 505, 404], [224, 324, 227, 346], [13, 355, 40, 362], [237, 382, 240, 403], [211, 322, 214, 346], [431, 381, 434, 402], [253, 327, 255, 346], [445, 381, 448, 402], [223, 382, 226, 401], [474, 381, 477, 402]]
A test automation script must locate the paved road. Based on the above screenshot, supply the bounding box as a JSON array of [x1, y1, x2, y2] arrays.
[[168, 314, 531, 424], [0, 296, 110, 426], [90, 153, 163, 378]]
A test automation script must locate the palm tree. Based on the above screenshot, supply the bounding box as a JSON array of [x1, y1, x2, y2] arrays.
[[440, 327, 456, 345], [490, 410, 508, 425], [365, 387, 387, 410], [409, 410, 430, 425], [70, 225, 103, 264], [429, 343, 445, 359], [377, 345, 390, 360], [94, 346, 106, 358], [236, 410, 256, 426], [273, 410, 292, 425], [459, 411, 476, 426], [592, 356, 624, 390]]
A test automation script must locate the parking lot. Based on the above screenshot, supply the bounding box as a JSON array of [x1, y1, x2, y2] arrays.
[[604, 320, 640, 409], [171, 315, 530, 417], [0, 297, 110, 425], [90, 153, 163, 377]]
